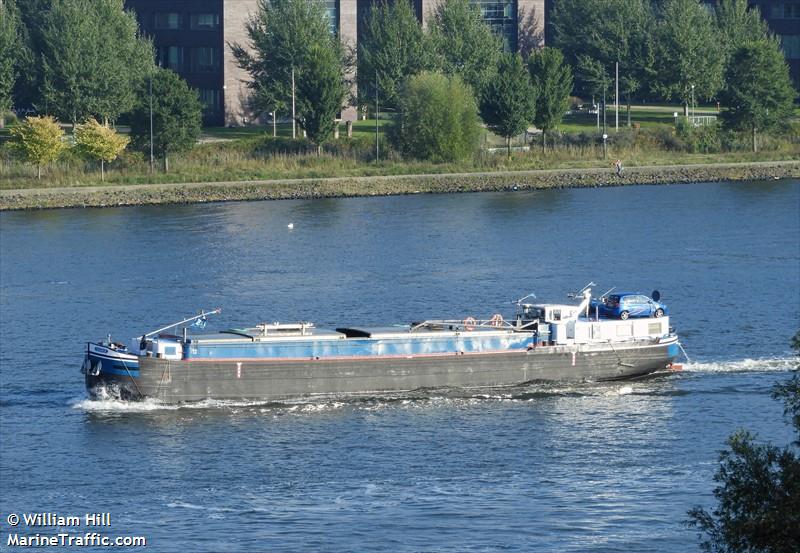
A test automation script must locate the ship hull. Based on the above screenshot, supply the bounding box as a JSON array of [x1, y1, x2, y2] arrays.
[[85, 337, 680, 403]]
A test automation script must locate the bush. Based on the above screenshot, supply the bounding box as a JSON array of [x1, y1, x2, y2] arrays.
[[676, 118, 722, 153], [389, 71, 481, 162]]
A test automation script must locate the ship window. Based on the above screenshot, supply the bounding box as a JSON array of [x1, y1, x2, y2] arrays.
[[552, 309, 561, 321], [648, 323, 662, 334], [164, 346, 177, 356]]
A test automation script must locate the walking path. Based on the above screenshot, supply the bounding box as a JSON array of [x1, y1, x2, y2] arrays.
[[2, 160, 797, 210]]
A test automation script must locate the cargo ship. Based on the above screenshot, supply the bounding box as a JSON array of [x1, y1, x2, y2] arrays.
[[82, 286, 681, 403]]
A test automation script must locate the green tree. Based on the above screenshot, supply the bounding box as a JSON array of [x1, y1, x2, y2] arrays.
[[528, 47, 574, 152], [129, 68, 202, 172], [550, 0, 655, 124], [231, 0, 349, 136], [0, 0, 20, 128], [652, 0, 725, 116], [7, 0, 42, 114], [715, 0, 770, 56], [9, 115, 66, 180], [719, 40, 796, 152], [479, 53, 536, 158], [358, 0, 433, 111], [74, 117, 130, 181], [687, 330, 800, 553], [390, 71, 480, 162], [296, 43, 348, 154], [39, 0, 153, 124], [428, 0, 502, 97]]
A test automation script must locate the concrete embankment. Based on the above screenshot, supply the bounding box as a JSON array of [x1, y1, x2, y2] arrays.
[[1, 160, 798, 210]]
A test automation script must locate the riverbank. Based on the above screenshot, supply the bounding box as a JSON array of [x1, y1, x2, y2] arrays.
[[1, 160, 798, 210]]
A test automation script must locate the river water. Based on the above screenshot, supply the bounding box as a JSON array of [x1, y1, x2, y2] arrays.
[[1, 180, 798, 552]]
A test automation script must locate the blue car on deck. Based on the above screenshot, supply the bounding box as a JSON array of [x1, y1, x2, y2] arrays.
[[591, 292, 668, 320]]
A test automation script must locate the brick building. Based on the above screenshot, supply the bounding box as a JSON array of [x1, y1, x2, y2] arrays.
[[125, 0, 546, 126]]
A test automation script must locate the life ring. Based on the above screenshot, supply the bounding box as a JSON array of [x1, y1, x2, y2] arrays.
[[463, 317, 477, 331], [489, 313, 504, 327]]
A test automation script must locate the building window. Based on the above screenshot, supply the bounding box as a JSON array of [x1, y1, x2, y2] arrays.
[[190, 13, 220, 30], [157, 46, 184, 71], [199, 89, 222, 112], [323, 0, 338, 35], [190, 47, 221, 72], [154, 12, 181, 30], [781, 35, 800, 59], [771, 2, 800, 19], [470, 0, 517, 51]]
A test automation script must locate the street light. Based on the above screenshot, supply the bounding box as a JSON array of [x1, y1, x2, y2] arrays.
[[268, 112, 276, 137], [149, 70, 154, 173], [691, 84, 695, 121]]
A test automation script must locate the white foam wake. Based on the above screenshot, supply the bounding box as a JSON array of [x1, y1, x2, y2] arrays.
[[681, 356, 796, 374]]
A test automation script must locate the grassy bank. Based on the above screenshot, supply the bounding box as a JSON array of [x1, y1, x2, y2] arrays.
[[1, 104, 798, 200], [2, 160, 798, 211]]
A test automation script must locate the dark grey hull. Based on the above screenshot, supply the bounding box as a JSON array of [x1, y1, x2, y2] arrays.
[[86, 337, 680, 403]]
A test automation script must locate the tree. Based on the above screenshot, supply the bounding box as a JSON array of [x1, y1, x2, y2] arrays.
[[0, 0, 20, 128], [39, 0, 153, 124], [358, 0, 433, 111], [231, 0, 349, 137], [719, 40, 796, 152], [74, 117, 130, 181], [390, 71, 480, 162], [7, 0, 39, 114], [652, 0, 725, 116], [687, 330, 800, 553], [479, 53, 536, 158], [715, 0, 770, 57], [9, 115, 66, 180], [528, 47, 574, 152], [295, 43, 348, 154], [428, 0, 503, 97], [550, 0, 655, 124], [129, 68, 202, 172]]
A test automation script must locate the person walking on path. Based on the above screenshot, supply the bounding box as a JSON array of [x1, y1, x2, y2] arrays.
[[614, 159, 623, 177]]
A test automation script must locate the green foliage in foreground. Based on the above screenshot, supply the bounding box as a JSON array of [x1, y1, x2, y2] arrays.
[[9, 115, 66, 179], [128, 68, 202, 172], [687, 330, 800, 553], [390, 71, 481, 162]]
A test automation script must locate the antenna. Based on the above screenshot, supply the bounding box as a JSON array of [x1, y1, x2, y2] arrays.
[[513, 292, 537, 305]]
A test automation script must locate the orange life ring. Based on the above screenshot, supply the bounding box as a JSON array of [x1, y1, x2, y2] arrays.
[[463, 316, 477, 331], [489, 313, 504, 327]]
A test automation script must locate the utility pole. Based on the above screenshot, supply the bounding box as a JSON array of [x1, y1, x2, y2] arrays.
[[149, 71, 154, 173], [291, 66, 296, 139], [602, 82, 608, 159], [375, 70, 379, 162], [615, 61, 619, 132]]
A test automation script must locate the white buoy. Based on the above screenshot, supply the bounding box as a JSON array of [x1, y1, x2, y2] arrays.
[[287, 223, 294, 229]]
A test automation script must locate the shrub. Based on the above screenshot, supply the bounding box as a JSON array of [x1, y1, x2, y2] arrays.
[[9, 115, 67, 179], [390, 71, 481, 162]]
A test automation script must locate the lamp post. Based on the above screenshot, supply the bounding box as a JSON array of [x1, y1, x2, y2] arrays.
[[691, 84, 695, 121], [149, 71, 154, 174], [269, 111, 276, 137]]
